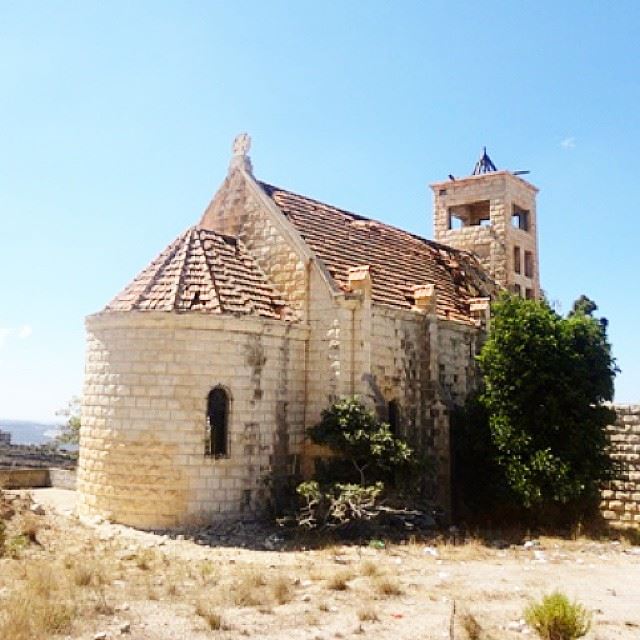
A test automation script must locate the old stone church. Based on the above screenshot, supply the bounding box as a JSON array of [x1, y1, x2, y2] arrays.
[[77, 135, 540, 529]]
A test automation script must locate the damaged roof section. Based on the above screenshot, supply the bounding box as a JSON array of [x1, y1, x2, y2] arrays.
[[259, 182, 497, 324], [105, 226, 293, 320]]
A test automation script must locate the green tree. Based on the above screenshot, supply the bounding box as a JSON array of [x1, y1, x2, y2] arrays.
[[308, 397, 413, 485], [476, 294, 617, 513], [54, 396, 81, 448], [295, 398, 417, 530]]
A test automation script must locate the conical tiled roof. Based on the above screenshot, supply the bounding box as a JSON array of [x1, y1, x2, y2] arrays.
[[105, 226, 292, 320]]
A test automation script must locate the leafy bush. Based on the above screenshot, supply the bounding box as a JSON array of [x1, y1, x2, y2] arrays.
[[296, 398, 418, 531], [308, 397, 414, 486], [473, 294, 617, 517], [525, 591, 591, 640]]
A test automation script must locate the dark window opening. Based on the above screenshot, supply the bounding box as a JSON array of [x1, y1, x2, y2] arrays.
[[207, 387, 229, 457], [514, 246, 521, 274], [388, 400, 400, 436], [513, 284, 522, 297], [525, 288, 534, 300], [512, 205, 530, 231], [524, 251, 534, 278]]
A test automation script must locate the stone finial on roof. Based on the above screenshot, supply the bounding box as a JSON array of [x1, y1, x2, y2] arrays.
[[472, 147, 497, 175], [229, 132, 253, 173]]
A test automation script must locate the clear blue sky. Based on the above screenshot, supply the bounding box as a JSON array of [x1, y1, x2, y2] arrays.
[[1, 2, 638, 421]]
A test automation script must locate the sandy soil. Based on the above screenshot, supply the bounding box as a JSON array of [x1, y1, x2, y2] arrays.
[[1, 488, 639, 640]]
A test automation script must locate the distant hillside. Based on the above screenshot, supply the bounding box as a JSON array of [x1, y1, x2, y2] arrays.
[[0, 418, 59, 445]]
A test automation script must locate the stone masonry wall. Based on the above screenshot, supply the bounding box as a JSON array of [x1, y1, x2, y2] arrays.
[[601, 405, 640, 527], [78, 312, 308, 529], [200, 169, 308, 316], [432, 173, 539, 297], [362, 305, 481, 515]]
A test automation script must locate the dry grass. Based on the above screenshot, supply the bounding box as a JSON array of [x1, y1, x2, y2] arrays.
[[357, 605, 379, 622], [0, 561, 76, 640], [327, 569, 353, 591], [135, 548, 158, 570], [271, 574, 294, 605], [435, 538, 493, 561], [359, 559, 381, 577], [72, 563, 95, 586], [2, 491, 638, 640], [199, 559, 218, 583], [232, 568, 268, 606], [460, 612, 483, 640], [17, 512, 42, 544], [373, 574, 403, 597], [196, 600, 225, 630], [227, 567, 295, 608]]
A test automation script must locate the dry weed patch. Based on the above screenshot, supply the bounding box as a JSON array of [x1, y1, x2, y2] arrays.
[[18, 512, 42, 544], [436, 538, 493, 561], [0, 561, 76, 640], [327, 569, 354, 591], [271, 574, 294, 605], [135, 547, 158, 570], [196, 600, 226, 630], [359, 559, 381, 577], [357, 605, 379, 622], [460, 612, 483, 640], [373, 574, 403, 597]]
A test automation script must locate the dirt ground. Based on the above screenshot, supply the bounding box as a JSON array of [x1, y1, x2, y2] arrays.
[[1, 488, 639, 640]]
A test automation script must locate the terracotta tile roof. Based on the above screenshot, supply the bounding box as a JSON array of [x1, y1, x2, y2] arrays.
[[105, 226, 293, 320], [259, 182, 497, 323]]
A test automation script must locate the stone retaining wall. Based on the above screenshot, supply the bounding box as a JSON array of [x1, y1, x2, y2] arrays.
[[601, 405, 640, 527], [0, 467, 76, 489]]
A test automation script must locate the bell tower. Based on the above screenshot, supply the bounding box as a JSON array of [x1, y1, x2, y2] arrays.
[[430, 149, 540, 299]]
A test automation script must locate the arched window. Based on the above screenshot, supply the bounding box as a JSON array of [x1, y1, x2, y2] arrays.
[[207, 387, 229, 457], [388, 400, 400, 436]]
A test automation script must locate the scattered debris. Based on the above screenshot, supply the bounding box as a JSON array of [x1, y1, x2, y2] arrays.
[[30, 502, 45, 516]]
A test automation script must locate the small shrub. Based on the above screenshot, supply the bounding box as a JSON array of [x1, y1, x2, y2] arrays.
[[72, 564, 94, 587], [135, 548, 157, 570], [199, 559, 218, 582], [460, 612, 483, 640], [0, 563, 75, 639], [19, 513, 42, 544], [5, 534, 28, 558], [360, 559, 381, 577], [373, 575, 403, 597], [327, 569, 353, 591], [232, 569, 269, 607], [525, 592, 591, 640], [357, 606, 379, 622], [271, 574, 294, 605], [196, 601, 224, 630]]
